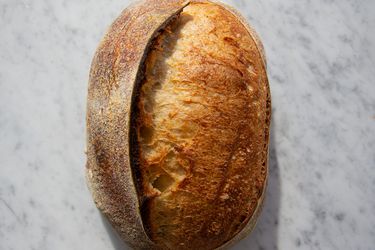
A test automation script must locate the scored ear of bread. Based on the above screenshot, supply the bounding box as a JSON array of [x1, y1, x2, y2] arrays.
[[86, 1, 189, 249], [86, 0, 270, 249]]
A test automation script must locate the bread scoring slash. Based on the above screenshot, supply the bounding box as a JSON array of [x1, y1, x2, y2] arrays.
[[86, 1, 270, 249]]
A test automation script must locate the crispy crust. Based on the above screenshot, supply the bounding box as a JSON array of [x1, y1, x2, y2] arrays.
[[86, 1, 270, 249]]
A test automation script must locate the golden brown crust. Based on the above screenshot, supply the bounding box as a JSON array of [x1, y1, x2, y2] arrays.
[[86, 0, 270, 249], [134, 2, 270, 249]]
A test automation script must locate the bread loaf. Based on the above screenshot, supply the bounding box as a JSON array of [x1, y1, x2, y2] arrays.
[[86, 1, 271, 249]]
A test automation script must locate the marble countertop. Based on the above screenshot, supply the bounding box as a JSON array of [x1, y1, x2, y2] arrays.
[[1, 0, 374, 249]]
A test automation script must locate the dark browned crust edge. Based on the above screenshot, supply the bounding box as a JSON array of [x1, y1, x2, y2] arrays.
[[212, 1, 271, 248]]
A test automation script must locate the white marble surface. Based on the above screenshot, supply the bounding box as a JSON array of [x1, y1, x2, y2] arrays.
[[0, 0, 374, 249]]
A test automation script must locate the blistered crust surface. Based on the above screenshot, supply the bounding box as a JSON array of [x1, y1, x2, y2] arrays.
[[136, 2, 270, 249]]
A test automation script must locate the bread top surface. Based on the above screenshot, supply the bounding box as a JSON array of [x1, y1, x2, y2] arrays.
[[133, 2, 270, 249], [86, 0, 270, 249]]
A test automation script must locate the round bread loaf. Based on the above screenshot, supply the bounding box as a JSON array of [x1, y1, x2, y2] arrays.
[[86, 0, 271, 249]]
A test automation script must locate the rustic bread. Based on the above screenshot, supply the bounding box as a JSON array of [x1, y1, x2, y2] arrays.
[[86, 1, 271, 249]]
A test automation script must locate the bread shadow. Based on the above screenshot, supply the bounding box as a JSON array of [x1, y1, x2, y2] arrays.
[[232, 121, 281, 250], [100, 213, 131, 250]]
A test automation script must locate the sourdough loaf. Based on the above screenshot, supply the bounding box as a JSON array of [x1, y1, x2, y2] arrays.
[[86, 1, 270, 249]]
